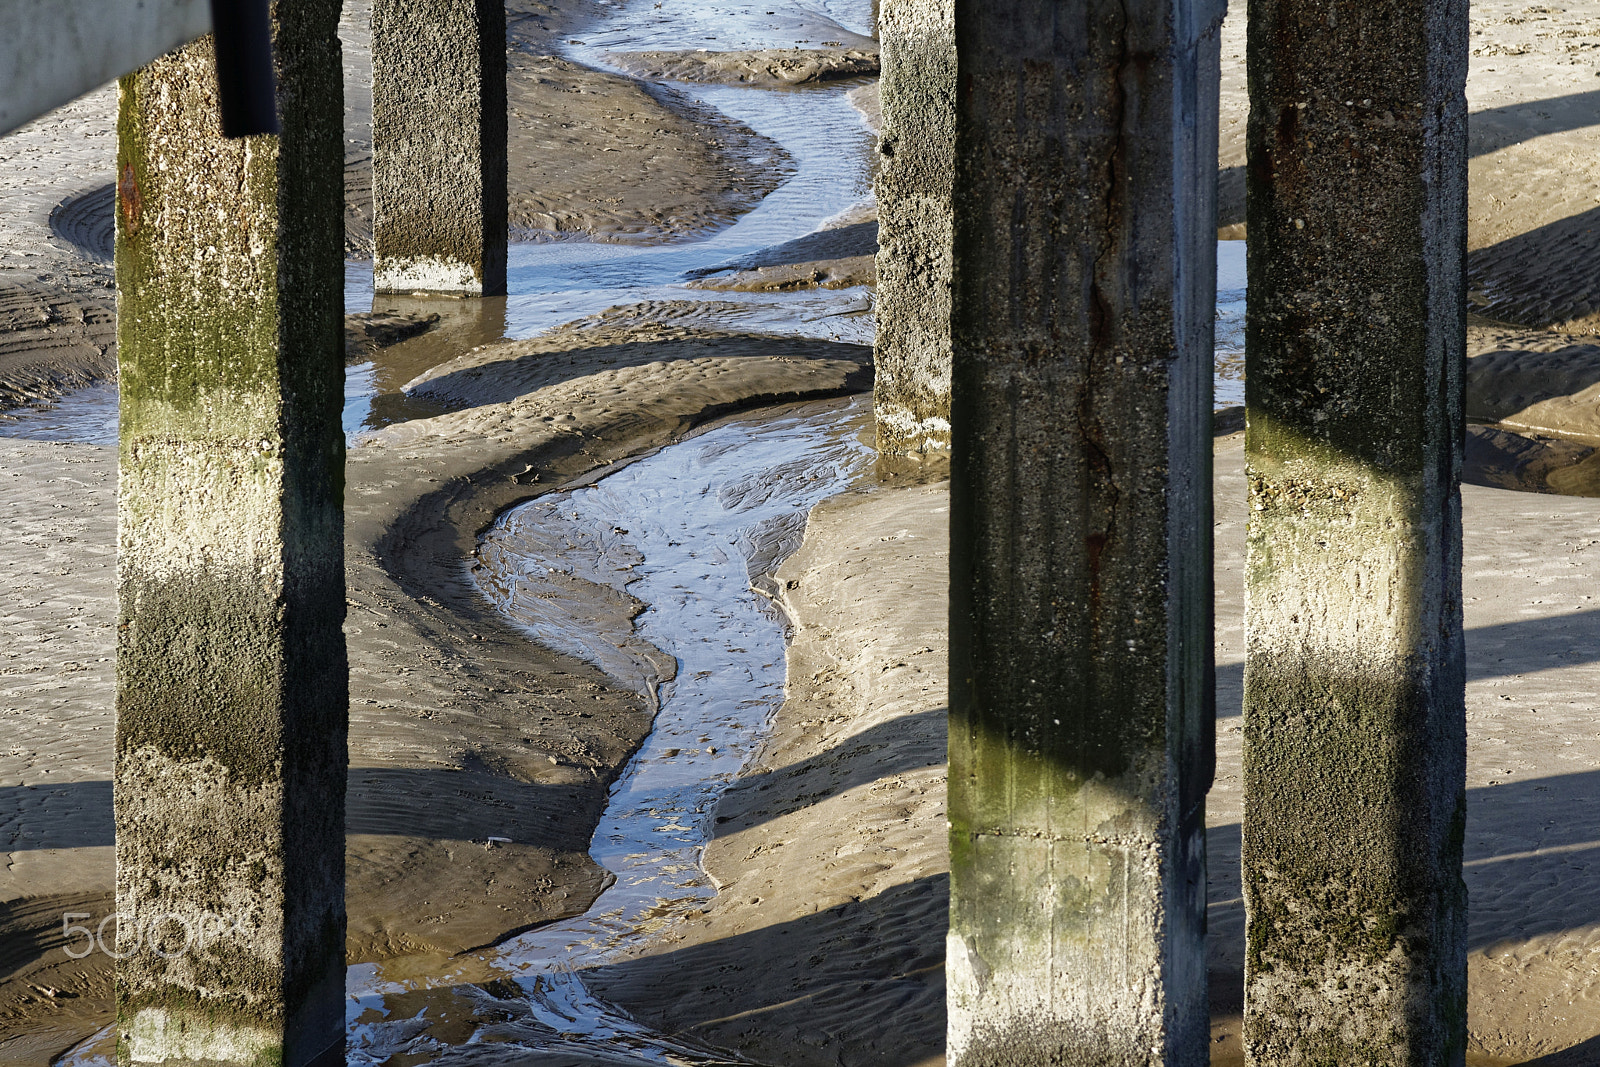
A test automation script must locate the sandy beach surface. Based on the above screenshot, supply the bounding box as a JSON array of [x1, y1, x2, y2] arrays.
[[6, 0, 1600, 1064]]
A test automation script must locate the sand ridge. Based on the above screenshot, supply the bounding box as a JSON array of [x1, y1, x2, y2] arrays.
[[603, 47, 879, 86], [0, 318, 874, 1059], [8, 0, 1600, 1062]]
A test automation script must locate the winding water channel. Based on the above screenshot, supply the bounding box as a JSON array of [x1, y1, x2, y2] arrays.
[[347, 398, 872, 1065], [36, 0, 1258, 1060]]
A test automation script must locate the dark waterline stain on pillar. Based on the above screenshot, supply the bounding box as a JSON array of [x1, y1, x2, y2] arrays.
[[371, 0, 508, 296], [114, 3, 348, 1064], [1241, 0, 1469, 1058], [946, 0, 1220, 1062]]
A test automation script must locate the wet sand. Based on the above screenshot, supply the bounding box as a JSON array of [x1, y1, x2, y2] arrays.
[[592, 4, 1600, 1065], [0, 329, 874, 1061], [7, 0, 1600, 1064], [0, 0, 879, 1060]]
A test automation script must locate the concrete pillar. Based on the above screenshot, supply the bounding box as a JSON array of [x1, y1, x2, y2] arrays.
[[872, 0, 953, 454], [371, 0, 507, 296], [114, 6, 347, 1065], [946, 0, 1221, 1062], [1241, 0, 1469, 1059]]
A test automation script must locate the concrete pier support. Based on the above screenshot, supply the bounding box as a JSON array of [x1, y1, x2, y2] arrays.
[[1241, 0, 1469, 1059], [872, 0, 953, 454], [947, 0, 1221, 1063], [371, 0, 507, 296], [114, 5, 348, 1065]]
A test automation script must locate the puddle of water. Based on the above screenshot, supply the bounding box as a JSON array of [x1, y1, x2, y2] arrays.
[[1216, 238, 1245, 409], [341, 396, 874, 1065], [0, 381, 117, 446]]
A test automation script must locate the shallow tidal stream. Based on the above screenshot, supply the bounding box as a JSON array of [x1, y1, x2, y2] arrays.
[[42, 0, 1247, 1059], [345, 398, 873, 1065]]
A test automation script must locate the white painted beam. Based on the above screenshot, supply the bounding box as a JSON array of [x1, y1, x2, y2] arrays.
[[0, 0, 212, 135]]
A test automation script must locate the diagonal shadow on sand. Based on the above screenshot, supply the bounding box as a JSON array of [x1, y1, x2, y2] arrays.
[[1469, 203, 1600, 329], [710, 707, 946, 834], [1466, 89, 1600, 159], [1523, 1034, 1600, 1066], [583, 873, 948, 1067], [0, 767, 589, 853], [1217, 607, 1600, 718], [1206, 769, 1600, 953]]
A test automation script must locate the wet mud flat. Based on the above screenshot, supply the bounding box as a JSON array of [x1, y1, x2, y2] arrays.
[[342, 398, 877, 1065], [0, 0, 886, 1056], [8, 0, 1600, 1064]]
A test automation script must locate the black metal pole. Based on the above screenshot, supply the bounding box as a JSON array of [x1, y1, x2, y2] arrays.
[[210, 0, 279, 137]]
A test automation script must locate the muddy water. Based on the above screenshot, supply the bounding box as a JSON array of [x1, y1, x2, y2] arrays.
[[343, 397, 874, 1065]]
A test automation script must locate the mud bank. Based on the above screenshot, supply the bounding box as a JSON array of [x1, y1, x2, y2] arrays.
[[604, 48, 878, 86], [339, 0, 793, 252], [590, 468, 949, 1067], [0, 320, 872, 1063]]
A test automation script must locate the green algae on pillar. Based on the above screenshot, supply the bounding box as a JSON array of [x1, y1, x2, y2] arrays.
[[114, 6, 347, 1065], [1241, 0, 1469, 1060], [872, 0, 953, 455], [372, 0, 508, 296], [947, 0, 1222, 1062]]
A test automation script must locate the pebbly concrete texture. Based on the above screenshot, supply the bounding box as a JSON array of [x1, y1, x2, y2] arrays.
[[946, 0, 1222, 1063], [371, 0, 507, 296], [114, 3, 347, 1064], [1241, 0, 1471, 1060], [872, 0, 952, 454]]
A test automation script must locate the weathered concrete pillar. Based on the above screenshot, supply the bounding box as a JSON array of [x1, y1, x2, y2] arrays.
[[114, 6, 347, 1065], [1241, 0, 1469, 1060], [947, 0, 1221, 1062], [872, 0, 953, 454], [371, 0, 507, 296]]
